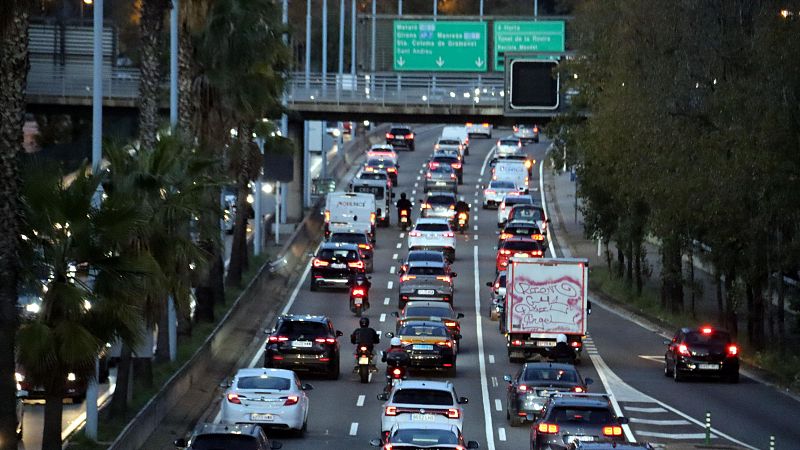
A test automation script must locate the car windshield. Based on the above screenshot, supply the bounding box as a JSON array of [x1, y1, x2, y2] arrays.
[[415, 223, 450, 232], [523, 368, 579, 383], [490, 180, 516, 189], [427, 195, 455, 205], [399, 324, 449, 337], [552, 407, 614, 424], [329, 234, 367, 244], [392, 388, 454, 405], [405, 306, 453, 318], [276, 321, 328, 339], [367, 159, 395, 167], [236, 376, 291, 390], [433, 157, 459, 164], [506, 197, 533, 206], [511, 207, 544, 221], [407, 266, 446, 276], [502, 240, 539, 251], [317, 249, 359, 261], [191, 435, 259, 450], [391, 429, 459, 445]]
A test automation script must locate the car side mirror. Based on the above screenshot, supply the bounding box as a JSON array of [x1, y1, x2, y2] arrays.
[[384, 332, 394, 338], [618, 416, 630, 425], [301, 383, 314, 391], [270, 442, 283, 450], [336, 330, 344, 337], [451, 272, 457, 278], [467, 441, 480, 449], [503, 375, 512, 383], [391, 312, 399, 317], [585, 377, 594, 385], [369, 438, 382, 447], [377, 393, 389, 401], [457, 396, 469, 404], [457, 313, 464, 319], [486, 281, 493, 287], [174, 438, 188, 448]]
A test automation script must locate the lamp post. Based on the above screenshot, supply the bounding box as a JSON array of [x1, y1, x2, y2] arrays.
[[254, 136, 265, 256]]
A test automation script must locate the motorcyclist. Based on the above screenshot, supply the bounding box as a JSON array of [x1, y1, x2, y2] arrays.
[[548, 333, 576, 363], [454, 196, 471, 229], [382, 337, 410, 368], [347, 271, 372, 307], [396, 193, 413, 215], [350, 317, 380, 354]]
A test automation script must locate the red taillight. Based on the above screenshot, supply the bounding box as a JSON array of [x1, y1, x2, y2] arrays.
[[571, 341, 581, 348], [436, 275, 451, 283], [268, 336, 289, 343], [437, 340, 453, 348], [348, 261, 364, 269], [385, 406, 397, 416], [537, 423, 559, 434], [452, 163, 462, 169], [534, 126, 539, 132], [315, 337, 336, 344], [532, 234, 544, 240], [404, 133, 414, 139], [444, 321, 457, 327], [532, 250, 543, 257], [352, 287, 366, 297], [500, 233, 512, 240], [387, 167, 397, 173], [312, 258, 329, 268], [400, 275, 416, 282], [678, 344, 690, 356], [728, 345, 738, 356], [602, 426, 623, 436], [383, 445, 393, 450], [386, 133, 394, 139], [493, 282, 499, 289], [359, 346, 368, 352], [227, 393, 241, 404], [447, 408, 460, 419], [443, 232, 454, 238], [500, 249, 511, 255], [358, 243, 371, 249], [409, 231, 422, 237], [426, 172, 432, 179], [283, 395, 299, 406], [421, 203, 430, 209], [518, 385, 528, 392], [574, 386, 584, 393], [701, 326, 713, 334], [400, 210, 409, 216], [324, 210, 330, 222], [511, 339, 523, 346], [392, 368, 403, 377], [450, 174, 456, 179]]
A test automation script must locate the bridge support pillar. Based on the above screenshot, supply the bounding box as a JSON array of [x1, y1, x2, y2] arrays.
[[286, 118, 305, 222]]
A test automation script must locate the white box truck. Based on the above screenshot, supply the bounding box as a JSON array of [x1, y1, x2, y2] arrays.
[[502, 258, 589, 363], [324, 192, 376, 242]]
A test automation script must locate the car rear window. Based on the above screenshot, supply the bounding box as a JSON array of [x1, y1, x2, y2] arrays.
[[236, 376, 291, 390], [392, 388, 454, 406], [499, 139, 519, 146], [511, 207, 544, 221], [430, 164, 454, 173], [685, 332, 730, 346], [433, 156, 459, 164], [329, 234, 367, 244], [318, 249, 359, 261], [399, 324, 449, 337], [391, 429, 458, 445], [367, 159, 395, 167], [523, 368, 579, 383], [391, 128, 411, 135], [415, 223, 450, 232], [427, 195, 455, 204], [506, 197, 533, 206], [191, 435, 259, 450], [506, 226, 538, 235], [405, 306, 452, 318], [502, 240, 540, 251], [551, 407, 614, 424], [407, 266, 446, 276], [276, 321, 328, 339], [408, 252, 444, 263], [359, 172, 387, 180], [490, 180, 516, 189]]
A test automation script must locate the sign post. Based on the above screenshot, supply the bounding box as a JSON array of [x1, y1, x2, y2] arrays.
[[393, 20, 487, 72], [493, 21, 565, 71]]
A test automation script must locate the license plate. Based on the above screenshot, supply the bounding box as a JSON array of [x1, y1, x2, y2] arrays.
[[251, 413, 274, 421], [354, 297, 363, 305], [331, 263, 346, 269], [435, 181, 446, 186], [411, 413, 436, 422], [413, 344, 434, 351], [358, 356, 370, 364], [698, 363, 719, 370], [573, 435, 595, 442], [537, 341, 555, 347], [418, 289, 435, 295], [514, 253, 529, 257], [291, 340, 313, 348]]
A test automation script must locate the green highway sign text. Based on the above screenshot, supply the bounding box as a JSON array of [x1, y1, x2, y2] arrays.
[[493, 21, 565, 71], [393, 21, 488, 72]]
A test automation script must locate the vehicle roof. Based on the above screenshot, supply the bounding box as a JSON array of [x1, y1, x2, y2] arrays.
[[234, 367, 295, 379], [426, 192, 456, 199], [328, 191, 375, 199], [369, 144, 395, 151], [574, 443, 653, 450], [549, 396, 612, 409], [329, 231, 369, 237], [394, 379, 454, 390], [503, 195, 533, 202], [390, 422, 460, 433], [278, 314, 330, 323], [406, 250, 446, 259], [505, 221, 540, 229], [510, 203, 543, 210], [193, 423, 262, 437], [407, 260, 448, 269], [400, 319, 448, 327], [503, 236, 538, 243], [404, 300, 454, 310], [499, 135, 521, 141], [415, 218, 450, 224], [522, 362, 578, 371], [319, 242, 360, 250]]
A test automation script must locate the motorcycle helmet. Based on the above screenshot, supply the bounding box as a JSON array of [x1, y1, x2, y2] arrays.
[[390, 337, 402, 347], [359, 317, 370, 328], [400, 192, 407, 199]]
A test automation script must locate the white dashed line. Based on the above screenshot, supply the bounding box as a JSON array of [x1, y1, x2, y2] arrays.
[[384, 297, 390, 305], [494, 399, 502, 411], [488, 354, 495, 364], [475, 184, 481, 189], [379, 313, 386, 322], [629, 418, 692, 426], [390, 266, 396, 274], [636, 432, 715, 440], [399, 233, 405, 238], [412, 189, 416, 195], [349, 422, 359, 436], [392, 253, 398, 260], [491, 376, 498, 388], [387, 281, 394, 289], [356, 395, 365, 407], [414, 182, 418, 187], [474, 235, 478, 240], [396, 242, 402, 248], [416, 176, 421, 181], [473, 225, 479, 231], [624, 406, 668, 413], [498, 428, 506, 441]]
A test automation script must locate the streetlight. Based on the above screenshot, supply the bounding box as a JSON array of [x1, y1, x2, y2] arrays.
[[780, 9, 792, 18]]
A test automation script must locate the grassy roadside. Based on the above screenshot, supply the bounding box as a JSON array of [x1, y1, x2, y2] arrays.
[[66, 253, 271, 449], [589, 265, 800, 392]]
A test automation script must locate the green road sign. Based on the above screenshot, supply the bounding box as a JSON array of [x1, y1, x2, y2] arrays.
[[493, 21, 565, 71], [393, 21, 488, 72]]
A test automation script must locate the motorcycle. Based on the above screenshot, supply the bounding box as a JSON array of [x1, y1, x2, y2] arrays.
[[349, 281, 370, 317], [454, 211, 469, 233], [353, 345, 376, 383], [382, 353, 410, 394], [398, 208, 411, 231]]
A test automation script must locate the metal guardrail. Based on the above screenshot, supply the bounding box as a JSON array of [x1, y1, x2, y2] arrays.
[[26, 59, 140, 100]]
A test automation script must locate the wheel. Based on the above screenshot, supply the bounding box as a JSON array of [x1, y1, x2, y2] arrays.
[[354, 305, 362, 317], [673, 366, 684, 382], [295, 415, 308, 437], [664, 360, 673, 377], [310, 280, 319, 291], [359, 365, 370, 383]]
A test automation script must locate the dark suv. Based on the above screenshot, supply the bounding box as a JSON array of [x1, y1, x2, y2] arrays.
[[328, 232, 374, 273], [310, 242, 366, 291], [664, 326, 739, 383], [504, 363, 593, 426], [531, 394, 628, 450], [386, 125, 415, 151], [174, 423, 282, 450], [264, 314, 343, 379]]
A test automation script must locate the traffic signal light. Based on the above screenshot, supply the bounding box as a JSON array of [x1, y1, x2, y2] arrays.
[[508, 59, 559, 110]]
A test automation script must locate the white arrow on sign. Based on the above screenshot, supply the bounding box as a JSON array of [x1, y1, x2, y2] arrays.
[[436, 56, 445, 67], [396, 56, 406, 67], [475, 57, 484, 67]]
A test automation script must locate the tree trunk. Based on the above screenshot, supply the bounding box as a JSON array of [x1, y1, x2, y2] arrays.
[[0, 7, 29, 448], [137, 0, 169, 151], [660, 236, 684, 313], [616, 245, 625, 279], [41, 382, 65, 450], [604, 241, 612, 271], [634, 239, 643, 296], [625, 239, 633, 287], [177, 22, 194, 135], [109, 345, 132, 419], [155, 305, 171, 363], [777, 271, 785, 349], [724, 270, 738, 338], [688, 245, 695, 319], [226, 179, 250, 287], [715, 269, 724, 325], [745, 283, 755, 345], [751, 281, 765, 349]]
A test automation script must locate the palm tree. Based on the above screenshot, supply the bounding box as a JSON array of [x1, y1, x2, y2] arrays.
[[138, 0, 172, 151], [0, 1, 32, 447], [17, 163, 153, 449]]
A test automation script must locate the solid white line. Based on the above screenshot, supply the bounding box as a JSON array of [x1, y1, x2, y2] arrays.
[[356, 395, 365, 407], [474, 245, 496, 450], [488, 354, 495, 364], [389, 266, 396, 274], [624, 406, 668, 413], [498, 428, 506, 441], [629, 417, 691, 426], [392, 253, 398, 260], [588, 354, 637, 443], [480, 147, 495, 176], [387, 281, 394, 289], [379, 313, 386, 322], [494, 399, 502, 411], [384, 297, 390, 305], [349, 422, 359, 436], [635, 431, 716, 440], [539, 159, 557, 257]]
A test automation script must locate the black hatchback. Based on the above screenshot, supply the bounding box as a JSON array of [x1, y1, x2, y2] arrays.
[[310, 242, 365, 291], [264, 314, 343, 379], [531, 394, 628, 450], [386, 125, 415, 151], [664, 326, 739, 383], [504, 363, 593, 426]]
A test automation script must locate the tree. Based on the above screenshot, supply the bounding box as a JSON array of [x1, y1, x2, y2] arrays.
[[137, 0, 172, 151]]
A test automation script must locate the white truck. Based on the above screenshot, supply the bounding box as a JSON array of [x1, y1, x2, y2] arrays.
[[501, 258, 590, 363], [324, 192, 376, 242]]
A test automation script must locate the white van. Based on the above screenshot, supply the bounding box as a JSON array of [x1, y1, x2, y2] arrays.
[[492, 160, 529, 193], [441, 126, 470, 156], [466, 122, 492, 139], [324, 192, 376, 242]]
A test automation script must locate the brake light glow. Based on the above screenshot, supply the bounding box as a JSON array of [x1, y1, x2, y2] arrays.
[[518, 385, 528, 392], [449, 205, 456, 210], [525, 160, 532, 169], [283, 395, 299, 406], [351, 287, 366, 296], [387, 167, 397, 173], [359, 346, 368, 352], [400, 210, 409, 216], [574, 386, 584, 393], [678, 344, 690, 356], [386, 133, 394, 139], [437, 340, 453, 348], [436, 276, 452, 283], [500, 233, 512, 240], [701, 326, 713, 334], [348, 261, 364, 269], [728, 345, 738, 356], [444, 232, 454, 237], [537, 423, 559, 434], [534, 126, 539, 133], [409, 231, 422, 237], [447, 408, 460, 419], [426, 172, 432, 179], [532, 250, 543, 256], [385, 406, 397, 416], [392, 368, 402, 376], [400, 275, 416, 282], [421, 203, 430, 209], [532, 234, 544, 240], [444, 321, 457, 327], [571, 341, 581, 348], [312, 258, 329, 268], [466, 122, 473, 126], [370, 212, 376, 224], [324, 210, 330, 222], [314, 337, 337, 344], [404, 133, 414, 139], [450, 174, 456, 179], [452, 163, 462, 169], [500, 249, 511, 255], [358, 243, 372, 250], [268, 336, 289, 343], [227, 393, 241, 404], [511, 339, 523, 346], [602, 426, 623, 436]]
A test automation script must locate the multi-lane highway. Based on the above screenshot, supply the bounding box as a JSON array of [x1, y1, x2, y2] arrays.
[[100, 125, 800, 449]]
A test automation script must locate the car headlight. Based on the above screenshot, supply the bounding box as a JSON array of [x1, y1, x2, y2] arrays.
[[67, 373, 76, 381], [25, 303, 41, 314], [14, 373, 24, 382]]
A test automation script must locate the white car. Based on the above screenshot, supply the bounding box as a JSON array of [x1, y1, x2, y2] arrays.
[[441, 125, 470, 155], [494, 136, 523, 157], [408, 218, 456, 262], [497, 194, 535, 228], [465, 121, 492, 139], [378, 380, 468, 435], [367, 145, 398, 164], [220, 368, 313, 434], [482, 179, 521, 209]]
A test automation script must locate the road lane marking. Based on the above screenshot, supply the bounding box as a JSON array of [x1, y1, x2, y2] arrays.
[[494, 399, 502, 411], [629, 418, 691, 426], [379, 313, 386, 322], [416, 176, 421, 181], [399, 232, 405, 238], [497, 428, 506, 441], [488, 354, 495, 364], [624, 406, 668, 413], [475, 184, 481, 189], [635, 431, 716, 440], [480, 147, 495, 176], [384, 297, 390, 305], [414, 182, 418, 187], [389, 266, 396, 274], [387, 281, 394, 289], [491, 376, 497, 387], [478, 177, 482, 182], [637, 355, 663, 363], [349, 422, 359, 436], [474, 235, 478, 240], [396, 242, 402, 248], [474, 245, 496, 450], [412, 189, 416, 195], [392, 253, 398, 260], [356, 395, 365, 407], [473, 225, 479, 231], [538, 157, 556, 256]]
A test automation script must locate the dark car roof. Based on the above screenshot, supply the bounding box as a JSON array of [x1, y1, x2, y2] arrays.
[[503, 236, 538, 244], [193, 422, 264, 437], [406, 250, 446, 261], [505, 221, 540, 230], [549, 395, 612, 409], [407, 260, 448, 269], [278, 314, 330, 324], [523, 362, 578, 371], [573, 443, 653, 450], [318, 242, 359, 251]]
